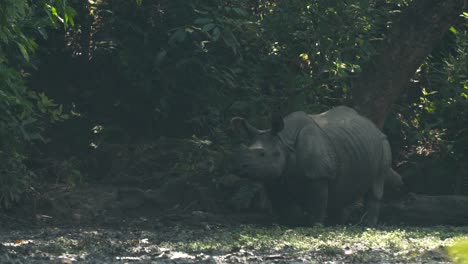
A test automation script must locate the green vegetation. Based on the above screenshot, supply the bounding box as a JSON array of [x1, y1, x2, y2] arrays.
[[0, 0, 467, 219], [394, 11, 468, 161], [448, 239, 468, 264], [0, 0, 74, 208]]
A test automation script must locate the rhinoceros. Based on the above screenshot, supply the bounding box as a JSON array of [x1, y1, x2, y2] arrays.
[[231, 106, 401, 226]]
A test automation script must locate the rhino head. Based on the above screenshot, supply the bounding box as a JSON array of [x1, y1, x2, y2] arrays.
[[231, 113, 288, 181]]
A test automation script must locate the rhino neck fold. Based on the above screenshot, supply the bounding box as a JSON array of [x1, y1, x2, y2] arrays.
[[277, 134, 295, 153], [276, 112, 316, 179], [277, 111, 310, 150], [277, 111, 338, 181], [277, 111, 326, 152]]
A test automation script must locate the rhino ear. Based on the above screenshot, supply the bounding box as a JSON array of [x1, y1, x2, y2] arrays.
[[271, 112, 284, 135], [231, 117, 259, 138]]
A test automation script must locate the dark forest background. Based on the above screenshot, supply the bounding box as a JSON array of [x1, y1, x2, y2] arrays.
[[1, 0, 467, 212]]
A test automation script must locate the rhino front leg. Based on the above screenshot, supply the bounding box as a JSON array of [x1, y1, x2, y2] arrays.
[[303, 179, 329, 225], [327, 206, 352, 225], [266, 182, 305, 226], [363, 190, 382, 226]]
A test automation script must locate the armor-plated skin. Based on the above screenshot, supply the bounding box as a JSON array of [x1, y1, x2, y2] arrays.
[[232, 106, 401, 226]]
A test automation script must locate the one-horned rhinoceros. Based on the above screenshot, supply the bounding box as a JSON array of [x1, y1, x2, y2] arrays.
[[231, 106, 401, 226]]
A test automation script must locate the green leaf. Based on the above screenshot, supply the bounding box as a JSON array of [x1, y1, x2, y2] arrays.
[[222, 30, 240, 53], [168, 29, 187, 45], [16, 42, 29, 61], [212, 27, 221, 41], [65, 6, 77, 27], [194, 18, 213, 24], [232, 8, 248, 16], [0, 31, 8, 43], [194, 9, 209, 15], [449, 26, 458, 34], [37, 27, 48, 40], [153, 49, 167, 68], [422, 88, 438, 96], [202, 23, 216, 32], [50, 6, 59, 18]]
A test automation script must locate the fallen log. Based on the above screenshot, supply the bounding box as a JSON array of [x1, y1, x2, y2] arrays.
[[381, 193, 468, 226]]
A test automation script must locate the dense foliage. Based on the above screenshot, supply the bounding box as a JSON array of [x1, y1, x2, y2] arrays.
[[0, 0, 467, 208], [388, 11, 468, 194], [0, 0, 73, 207], [35, 0, 400, 140]]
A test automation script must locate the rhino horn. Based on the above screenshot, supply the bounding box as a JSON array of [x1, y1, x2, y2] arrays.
[[231, 117, 259, 138]]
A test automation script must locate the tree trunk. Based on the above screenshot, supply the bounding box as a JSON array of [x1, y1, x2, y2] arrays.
[[350, 0, 466, 129], [454, 159, 468, 195], [381, 193, 468, 226]]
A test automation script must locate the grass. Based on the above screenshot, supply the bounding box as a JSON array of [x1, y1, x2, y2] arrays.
[[1, 224, 468, 263], [164, 225, 468, 262]]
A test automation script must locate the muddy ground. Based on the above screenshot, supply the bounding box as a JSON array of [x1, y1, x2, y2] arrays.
[[1, 185, 467, 263]]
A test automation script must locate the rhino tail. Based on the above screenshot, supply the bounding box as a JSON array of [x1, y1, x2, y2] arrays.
[[382, 135, 403, 187], [385, 168, 403, 186]]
